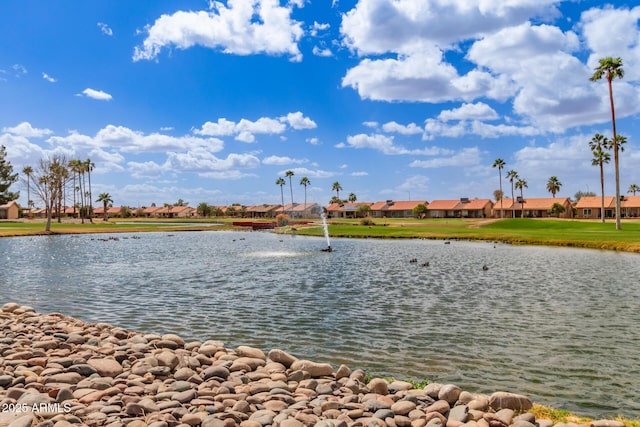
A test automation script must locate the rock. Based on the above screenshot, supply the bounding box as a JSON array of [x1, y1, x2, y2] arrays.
[[367, 378, 389, 395], [391, 400, 417, 416], [8, 414, 34, 427], [488, 392, 532, 412], [290, 360, 334, 377], [162, 333, 186, 347], [87, 358, 123, 377], [438, 384, 461, 405], [2, 302, 20, 312], [237, 346, 265, 360], [202, 365, 230, 380], [448, 405, 468, 423], [591, 422, 626, 427], [425, 400, 450, 415]]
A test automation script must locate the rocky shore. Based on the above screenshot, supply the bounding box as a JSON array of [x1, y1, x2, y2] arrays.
[[0, 304, 625, 427]]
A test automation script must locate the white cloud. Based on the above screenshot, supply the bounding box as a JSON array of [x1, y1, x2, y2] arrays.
[[410, 147, 481, 168], [194, 112, 315, 142], [438, 103, 499, 122], [351, 171, 368, 176], [2, 122, 53, 138], [167, 150, 260, 172], [382, 121, 423, 135], [280, 111, 317, 129], [97, 22, 113, 36], [312, 45, 333, 57], [42, 73, 57, 83], [80, 88, 113, 101], [12, 64, 27, 76], [307, 137, 320, 145], [262, 155, 308, 165], [133, 1, 304, 62], [346, 133, 448, 155]]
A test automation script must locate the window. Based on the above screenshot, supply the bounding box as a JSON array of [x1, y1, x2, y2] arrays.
[[583, 208, 591, 216]]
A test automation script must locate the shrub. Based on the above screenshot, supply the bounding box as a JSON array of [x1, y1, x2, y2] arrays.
[[360, 218, 375, 226], [276, 213, 290, 226]]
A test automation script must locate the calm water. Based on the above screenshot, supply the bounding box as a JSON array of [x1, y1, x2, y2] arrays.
[[1, 230, 639, 419]]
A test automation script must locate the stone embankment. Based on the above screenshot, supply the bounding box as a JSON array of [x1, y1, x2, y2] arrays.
[[0, 303, 625, 427]]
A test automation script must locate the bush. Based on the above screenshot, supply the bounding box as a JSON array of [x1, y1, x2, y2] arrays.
[[360, 218, 375, 226], [276, 213, 290, 226]]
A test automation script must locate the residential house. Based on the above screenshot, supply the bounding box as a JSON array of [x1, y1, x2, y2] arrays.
[[325, 202, 373, 218], [0, 201, 20, 219], [427, 198, 493, 218], [155, 205, 196, 218], [369, 200, 429, 218], [94, 206, 124, 218], [574, 196, 615, 219], [622, 196, 640, 218], [496, 197, 573, 218], [245, 204, 282, 218], [285, 202, 320, 218], [142, 206, 162, 218]]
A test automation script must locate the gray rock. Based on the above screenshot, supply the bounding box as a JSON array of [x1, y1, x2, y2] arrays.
[[488, 392, 532, 412], [448, 405, 469, 422], [373, 409, 395, 420]]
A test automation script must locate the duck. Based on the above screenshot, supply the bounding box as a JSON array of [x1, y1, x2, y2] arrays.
[[482, 264, 489, 271], [422, 261, 430, 267]]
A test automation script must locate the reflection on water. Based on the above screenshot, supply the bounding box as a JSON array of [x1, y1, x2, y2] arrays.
[[1, 230, 639, 418]]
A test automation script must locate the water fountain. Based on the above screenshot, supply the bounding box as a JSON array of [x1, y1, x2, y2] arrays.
[[320, 210, 332, 252]]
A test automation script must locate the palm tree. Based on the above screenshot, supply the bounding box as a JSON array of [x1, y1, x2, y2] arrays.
[[492, 159, 506, 218], [506, 170, 519, 218], [332, 181, 343, 202], [275, 177, 286, 214], [84, 159, 95, 222], [515, 178, 528, 218], [96, 193, 113, 221], [589, 133, 611, 223], [285, 170, 295, 216], [590, 57, 624, 230], [68, 159, 83, 221], [299, 176, 310, 217], [493, 189, 503, 204], [348, 193, 357, 202], [628, 184, 640, 196], [22, 166, 33, 217], [546, 176, 562, 198]]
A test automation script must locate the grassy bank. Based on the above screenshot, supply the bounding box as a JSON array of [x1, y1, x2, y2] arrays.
[[289, 218, 640, 253], [2, 217, 640, 253]]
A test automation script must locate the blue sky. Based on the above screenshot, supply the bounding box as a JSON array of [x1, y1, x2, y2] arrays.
[[2, 0, 640, 208]]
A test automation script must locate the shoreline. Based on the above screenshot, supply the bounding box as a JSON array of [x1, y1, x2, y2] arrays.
[[2, 218, 640, 254], [0, 304, 634, 427]]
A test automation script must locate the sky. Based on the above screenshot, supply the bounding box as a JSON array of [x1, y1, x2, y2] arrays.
[[2, 0, 640, 209]]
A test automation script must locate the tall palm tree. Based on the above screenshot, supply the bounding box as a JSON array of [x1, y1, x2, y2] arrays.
[[492, 159, 506, 218], [96, 192, 113, 221], [299, 176, 310, 217], [348, 193, 357, 202], [515, 178, 528, 219], [628, 184, 640, 196], [84, 159, 95, 222], [275, 177, 286, 214], [546, 176, 562, 198], [332, 181, 342, 202], [590, 56, 624, 230], [22, 166, 33, 217], [506, 170, 519, 218], [285, 170, 295, 216], [589, 133, 611, 223], [68, 159, 80, 220]]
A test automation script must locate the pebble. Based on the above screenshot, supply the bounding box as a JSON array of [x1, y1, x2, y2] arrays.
[[0, 304, 625, 427]]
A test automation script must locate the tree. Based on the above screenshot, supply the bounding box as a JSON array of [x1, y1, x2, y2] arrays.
[[29, 155, 69, 232], [357, 204, 370, 218], [68, 159, 83, 221], [332, 181, 342, 201], [546, 176, 562, 198], [22, 166, 33, 216], [548, 202, 566, 218], [285, 170, 295, 216], [590, 56, 624, 230], [348, 193, 357, 202], [515, 178, 528, 218], [0, 145, 19, 205], [506, 170, 519, 218], [96, 193, 113, 221], [492, 159, 506, 218], [413, 204, 427, 219], [276, 177, 286, 214], [628, 184, 640, 196], [589, 133, 611, 223], [84, 159, 95, 223], [197, 202, 211, 217], [329, 195, 341, 204], [299, 176, 310, 216], [493, 189, 503, 203]]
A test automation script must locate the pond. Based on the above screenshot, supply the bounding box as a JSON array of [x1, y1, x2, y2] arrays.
[[1, 230, 639, 419]]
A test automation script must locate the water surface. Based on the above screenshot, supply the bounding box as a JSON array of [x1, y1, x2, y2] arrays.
[[1, 230, 638, 418]]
